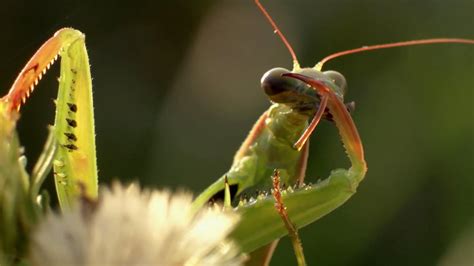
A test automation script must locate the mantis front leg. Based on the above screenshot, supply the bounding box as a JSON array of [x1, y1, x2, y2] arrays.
[[1, 28, 98, 209]]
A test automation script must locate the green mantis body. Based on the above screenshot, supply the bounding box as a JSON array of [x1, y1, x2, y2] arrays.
[[192, 101, 314, 207]]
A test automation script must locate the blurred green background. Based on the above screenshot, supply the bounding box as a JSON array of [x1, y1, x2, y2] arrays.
[[1, 0, 473, 265]]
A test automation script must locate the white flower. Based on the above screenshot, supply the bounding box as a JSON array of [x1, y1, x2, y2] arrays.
[[29, 183, 244, 266]]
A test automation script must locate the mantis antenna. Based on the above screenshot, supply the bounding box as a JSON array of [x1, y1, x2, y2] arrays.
[[255, 0, 300, 69], [316, 38, 474, 70]]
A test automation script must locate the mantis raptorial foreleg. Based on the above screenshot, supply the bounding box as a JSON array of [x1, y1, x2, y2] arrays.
[[1, 28, 98, 209]]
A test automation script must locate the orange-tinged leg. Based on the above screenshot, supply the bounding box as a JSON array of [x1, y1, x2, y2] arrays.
[[293, 94, 328, 151], [2, 28, 83, 113]]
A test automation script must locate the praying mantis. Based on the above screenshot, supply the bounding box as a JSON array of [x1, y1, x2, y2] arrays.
[[0, 0, 472, 265]]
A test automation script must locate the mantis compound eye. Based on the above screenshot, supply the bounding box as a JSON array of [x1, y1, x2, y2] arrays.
[[261, 67, 299, 97], [323, 70, 347, 96]]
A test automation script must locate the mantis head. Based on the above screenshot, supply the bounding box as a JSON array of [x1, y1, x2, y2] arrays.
[[261, 67, 347, 108]]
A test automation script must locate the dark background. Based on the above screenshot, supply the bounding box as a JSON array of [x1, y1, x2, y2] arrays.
[[1, 0, 473, 265]]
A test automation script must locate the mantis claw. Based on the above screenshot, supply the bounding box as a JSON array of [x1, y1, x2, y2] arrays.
[[293, 93, 328, 151]]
